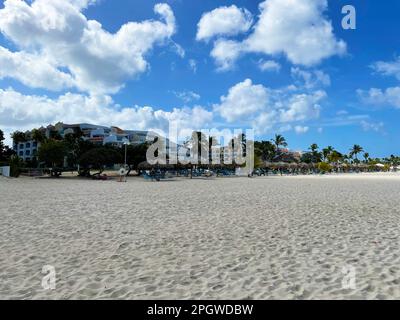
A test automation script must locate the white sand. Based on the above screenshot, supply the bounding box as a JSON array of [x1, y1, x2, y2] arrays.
[[1, 173, 400, 300]]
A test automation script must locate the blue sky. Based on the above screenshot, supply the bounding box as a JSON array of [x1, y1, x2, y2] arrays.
[[0, 0, 399, 157]]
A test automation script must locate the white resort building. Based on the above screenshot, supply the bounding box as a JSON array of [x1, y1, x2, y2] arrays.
[[12, 122, 156, 162]]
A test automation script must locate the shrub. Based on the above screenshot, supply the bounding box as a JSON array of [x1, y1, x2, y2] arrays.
[[318, 162, 332, 173], [9, 156, 23, 178]]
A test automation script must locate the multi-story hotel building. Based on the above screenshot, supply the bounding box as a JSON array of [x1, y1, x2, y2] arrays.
[[12, 122, 156, 162]]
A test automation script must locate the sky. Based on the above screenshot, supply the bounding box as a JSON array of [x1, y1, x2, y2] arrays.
[[0, 0, 399, 157]]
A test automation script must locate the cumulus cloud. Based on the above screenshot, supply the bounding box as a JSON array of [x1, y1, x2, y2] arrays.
[[291, 67, 331, 89], [0, 47, 75, 91], [258, 60, 281, 73], [0, 0, 177, 94], [214, 79, 270, 123], [357, 87, 400, 109], [196, 5, 253, 41], [199, 0, 346, 70], [245, 0, 345, 66], [279, 91, 324, 123], [358, 57, 400, 109], [213, 79, 325, 134], [210, 39, 243, 71]]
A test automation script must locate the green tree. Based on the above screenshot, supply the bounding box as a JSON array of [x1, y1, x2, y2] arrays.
[[327, 150, 343, 164], [11, 131, 27, 144], [49, 130, 63, 140], [255, 141, 275, 161], [350, 144, 364, 162], [125, 143, 150, 175], [307, 143, 322, 163], [309, 143, 319, 153], [9, 156, 24, 177], [271, 134, 287, 153], [0, 129, 15, 163], [0, 129, 5, 162], [31, 129, 47, 144], [318, 162, 332, 173], [322, 146, 334, 162], [38, 140, 67, 168], [79, 147, 122, 176], [63, 133, 95, 168], [363, 152, 370, 163]]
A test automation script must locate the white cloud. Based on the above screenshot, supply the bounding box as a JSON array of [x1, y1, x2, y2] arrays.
[[0, 0, 177, 94], [294, 125, 309, 134], [291, 67, 331, 89], [359, 57, 400, 110], [210, 39, 243, 71], [258, 60, 281, 73], [189, 59, 197, 73], [336, 110, 349, 116], [320, 113, 385, 134], [172, 91, 201, 103], [370, 57, 400, 80], [214, 79, 270, 123], [245, 0, 345, 66], [172, 42, 185, 58], [360, 120, 384, 133], [279, 91, 324, 123], [201, 0, 346, 70], [0, 88, 213, 142], [357, 87, 400, 109], [196, 5, 253, 41], [214, 79, 325, 134], [0, 47, 75, 91]]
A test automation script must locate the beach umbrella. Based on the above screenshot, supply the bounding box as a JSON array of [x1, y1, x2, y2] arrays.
[[375, 163, 385, 168]]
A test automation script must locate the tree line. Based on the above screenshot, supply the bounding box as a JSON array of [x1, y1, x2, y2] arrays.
[[255, 134, 399, 166], [2, 129, 400, 177], [3, 129, 148, 177]]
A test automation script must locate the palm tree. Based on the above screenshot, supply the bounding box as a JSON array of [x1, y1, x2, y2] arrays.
[[328, 150, 343, 164], [322, 146, 334, 162], [271, 134, 287, 153], [363, 152, 370, 163], [31, 129, 46, 144], [309, 143, 319, 153], [350, 145, 364, 162], [309, 143, 322, 163]]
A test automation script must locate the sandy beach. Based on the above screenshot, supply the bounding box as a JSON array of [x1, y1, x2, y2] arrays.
[[1, 173, 400, 300]]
